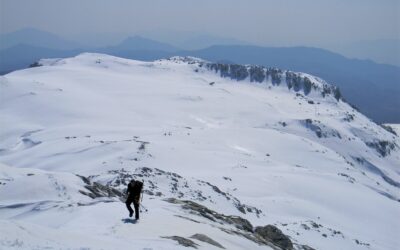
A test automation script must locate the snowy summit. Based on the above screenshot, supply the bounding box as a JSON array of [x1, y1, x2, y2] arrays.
[[0, 53, 399, 250]]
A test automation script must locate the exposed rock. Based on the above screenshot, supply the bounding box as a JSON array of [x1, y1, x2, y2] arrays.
[[137, 140, 149, 151], [232, 64, 250, 80], [342, 113, 355, 122], [77, 175, 91, 185], [164, 198, 301, 250], [353, 157, 400, 188], [338, 173, 356, 183], [254, 225, 293, 250], [366, 140, 397, 157], [321, 84, 341, 100], [161, 236, 199, 248], [190, 233, 225, 249], [220, 228, 277, 248], [174, 215, 201, 224], [297, 245, 316, 250], [29, 62, 42, 68], [301, 224, 310, 230], [198, 180, 262, 216], [165, 198, 253, 232], [302, 119, 323, 138], [91, 167, 261, 216], [301, 119, 342, 139], [310, 221, 321, 229], [227, 216, 254, 232], [77, 175, 124, 199], [354, 239, 370, 246], [205, 61, 342, 100], [381, 124, 397, 136], [249, 66, 266, 83]]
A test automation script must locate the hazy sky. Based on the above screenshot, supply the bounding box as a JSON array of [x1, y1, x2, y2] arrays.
[[0, 0, 399, 47]]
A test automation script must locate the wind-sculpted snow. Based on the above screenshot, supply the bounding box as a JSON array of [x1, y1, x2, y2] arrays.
[[0, 53, 399, 250]]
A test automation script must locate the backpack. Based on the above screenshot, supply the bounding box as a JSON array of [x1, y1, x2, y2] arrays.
[[135, 180, 143, 193], [128, 180, 143, 197]]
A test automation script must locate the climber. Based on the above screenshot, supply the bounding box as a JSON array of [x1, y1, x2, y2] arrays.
[[125, 179, 143, 220]]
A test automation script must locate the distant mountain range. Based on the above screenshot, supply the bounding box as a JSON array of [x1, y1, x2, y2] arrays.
[[103, 35, 178, 52], [0, 28, 399, 123], [0, 28, 83, 50], [333, 39, 400, 67]]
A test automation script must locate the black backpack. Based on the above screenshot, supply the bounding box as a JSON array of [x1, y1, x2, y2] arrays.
[[129, 180, 143, 197], [135, 180, 143, 193]]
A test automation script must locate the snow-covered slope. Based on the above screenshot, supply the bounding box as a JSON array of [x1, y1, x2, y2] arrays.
[[0, 53, 399, 250]]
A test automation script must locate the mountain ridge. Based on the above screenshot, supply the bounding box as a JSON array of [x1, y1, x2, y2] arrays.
[[103, 35, 179, 52], [1, 41, 399, 123]]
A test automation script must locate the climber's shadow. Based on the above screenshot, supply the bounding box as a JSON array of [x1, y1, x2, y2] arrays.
[[122, 218, 138, 224]]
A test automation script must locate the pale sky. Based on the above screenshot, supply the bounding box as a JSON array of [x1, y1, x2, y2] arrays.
[[0, 0, 399, 47]]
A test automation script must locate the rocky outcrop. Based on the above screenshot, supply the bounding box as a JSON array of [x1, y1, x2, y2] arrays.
[[381, 125, 398, 136], [255, 225, 293, 250], [164, 198, 308, 250], [165, 198, 253, 232], [204, 61, 340, 100], [166, 56, 343, 101], [365, 140, 397, 157], [90, 167, 262, 216], [29, 62, 42, 68], [301, 119, 342, 139], [161, 236, 199, 248], [77, 175, 124, 199], [190, 234, 225, 249]]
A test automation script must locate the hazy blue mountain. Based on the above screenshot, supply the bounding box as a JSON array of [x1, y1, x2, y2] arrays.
[[135, 30, 250, 50], [102, 36, 178, 52], [0, 44, 82, 74], [333, 39, 400, 67], [69, 32, 129, 48], [0, 28, 82, 50], [176, 45, 400, 123], [178, 34, 250, 50]]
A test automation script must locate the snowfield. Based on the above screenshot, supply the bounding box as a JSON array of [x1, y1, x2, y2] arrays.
[[0, 53, 399, 250]]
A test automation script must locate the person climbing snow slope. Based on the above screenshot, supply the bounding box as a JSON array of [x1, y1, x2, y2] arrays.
[[125, 179, 143, 219]]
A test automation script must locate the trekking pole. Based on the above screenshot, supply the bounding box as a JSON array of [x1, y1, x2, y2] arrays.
[[139, 183, 146, 212], [140, 203, 148, 212]]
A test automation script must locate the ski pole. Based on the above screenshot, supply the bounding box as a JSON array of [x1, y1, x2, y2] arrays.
[[140, 203, 148, 212]]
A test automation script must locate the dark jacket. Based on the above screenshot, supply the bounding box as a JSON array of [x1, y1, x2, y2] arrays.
[[127, 181, 143, 202]]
